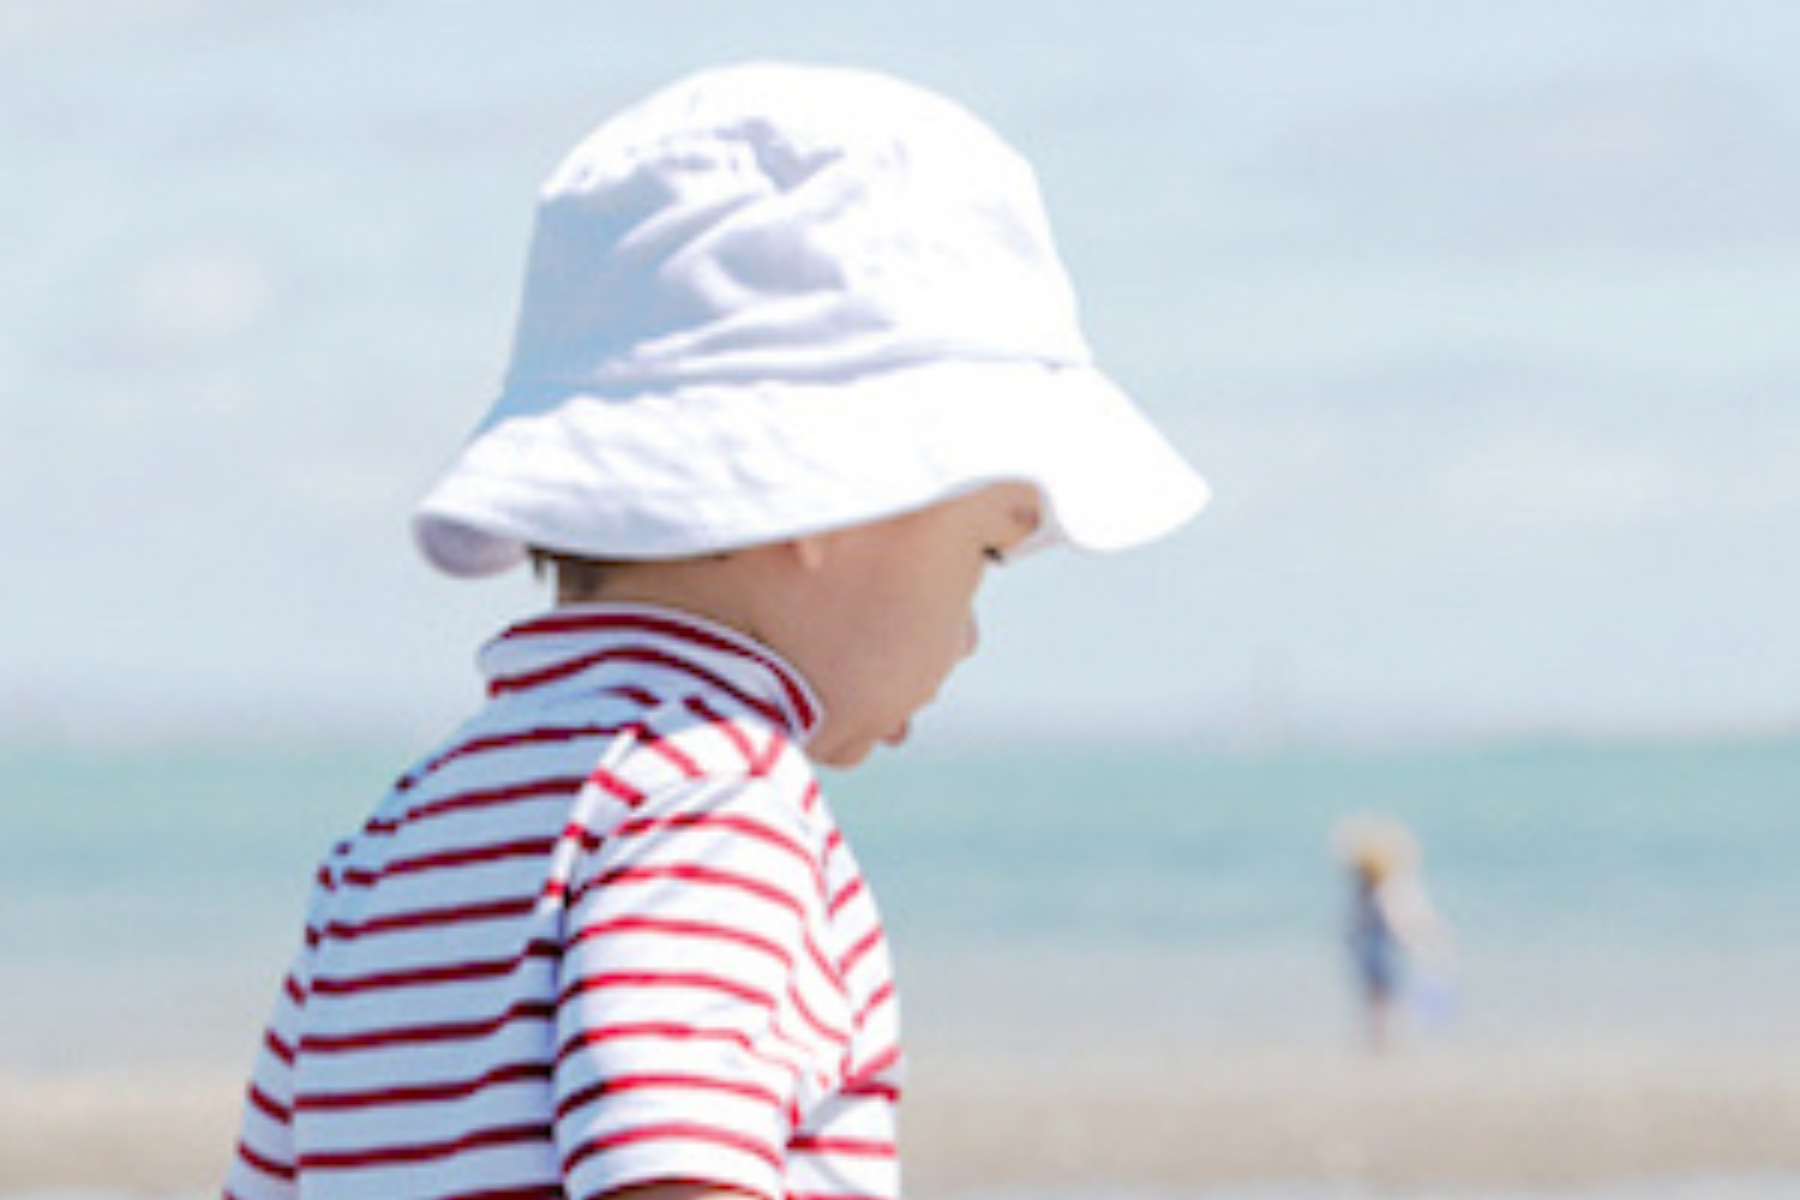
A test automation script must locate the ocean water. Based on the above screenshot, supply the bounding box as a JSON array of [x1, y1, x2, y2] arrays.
[[3, 735, 1796, 1069], [3, 736, 1798, 1200], [840, 737, 1800, 1055]]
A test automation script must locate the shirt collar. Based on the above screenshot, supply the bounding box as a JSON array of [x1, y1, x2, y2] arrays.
[[477, 602, 823, 744]]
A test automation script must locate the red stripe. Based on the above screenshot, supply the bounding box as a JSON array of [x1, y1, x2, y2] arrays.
[[563, 967, 847, 1056], [644, 732, 706, 779], [563, 1120, 782, 1175], [570, 865, 848, 1044], [570, 914, 794, 969], [341, 836, 556, 886], [856, 980, 897, 1025], [847, 1044, 902, 1087], [301, 999, 555, 1053], [798, 921, 848, 992], [840, 926, 884, 976], [297, 1060, 552, 1112], [572, 909, 844, 1048], [494, 608, 818, 732], [322, 895, 537, 941], [310, 941, 556, 997], [590, 765, 648, 807], [783, 971, 853, 1050], [493, 646, 789, 735], [561, 969, 774, 1011], [829, 876, 866, 918], [789, 1134, 896, 1158], [686, 696, 795, 779], [686, 695, 762, 769], [611, 810, 817, 881], [842, 1078, 901, 1104], [234, 1139, 296, 1182], [298, 1119, 549, 1171], [581, 864, 804, 917], [607, 683, 661, 709], [246, 1083, 290, 1125], [751, 727, 788, 777], [376, 775, 585, 830], [555, 1021, 806, 1082], [396, 720, 642, 794], [556, 1071, 784, 1123], [265, 1029, 296, 1066]]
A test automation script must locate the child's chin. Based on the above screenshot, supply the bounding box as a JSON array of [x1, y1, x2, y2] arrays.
[[814, 736, 885, 771]]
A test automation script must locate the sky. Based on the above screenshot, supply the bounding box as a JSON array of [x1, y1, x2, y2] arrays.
[[3, 1, 1797, 748]]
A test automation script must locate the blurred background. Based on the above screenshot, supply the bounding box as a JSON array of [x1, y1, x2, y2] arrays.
[[4, 0, 1797, 748], [2, 3, 1798, 1197]]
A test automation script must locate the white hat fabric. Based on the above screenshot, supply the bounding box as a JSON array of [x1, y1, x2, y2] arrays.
[[414, 62, 1208, 576]]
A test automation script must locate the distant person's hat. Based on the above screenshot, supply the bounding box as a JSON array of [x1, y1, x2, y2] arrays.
[[413, 61, 1209, 576]]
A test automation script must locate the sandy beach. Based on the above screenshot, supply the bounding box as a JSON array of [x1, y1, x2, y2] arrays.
[[901, 1044, 1800, 1195], [4, 1044, 1797, 1197]]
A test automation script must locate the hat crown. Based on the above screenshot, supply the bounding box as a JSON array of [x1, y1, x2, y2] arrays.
[[505, 63, 1091, 396], [413, 62, 1208, 577]]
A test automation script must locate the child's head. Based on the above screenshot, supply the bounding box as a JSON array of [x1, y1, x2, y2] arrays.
[[558, 479, 1041, 767], [1335, 814, 1420, 885], [411, 62, 1208, 762]]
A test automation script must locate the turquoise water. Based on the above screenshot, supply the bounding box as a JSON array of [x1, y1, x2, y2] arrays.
[[838, 738, 1800, 1052], [3, 735, 1796, 1071]]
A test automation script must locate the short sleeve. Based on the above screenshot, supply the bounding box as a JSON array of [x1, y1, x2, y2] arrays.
[[554, 771, 852, 1200]]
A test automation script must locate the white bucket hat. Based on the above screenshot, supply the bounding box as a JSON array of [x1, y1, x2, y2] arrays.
[[414, 61, 1208, 576]]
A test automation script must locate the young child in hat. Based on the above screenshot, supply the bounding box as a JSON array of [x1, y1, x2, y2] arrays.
[[225, 62, 1207, 1200]]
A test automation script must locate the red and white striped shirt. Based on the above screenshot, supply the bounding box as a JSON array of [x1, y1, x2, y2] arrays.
[[226, 605, 902, 1200]]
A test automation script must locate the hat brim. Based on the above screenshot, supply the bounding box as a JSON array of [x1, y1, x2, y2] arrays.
[[413, 358, 1209, 576]]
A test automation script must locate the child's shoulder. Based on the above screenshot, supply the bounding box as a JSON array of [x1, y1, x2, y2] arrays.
[[608, 697, 827, 823], [593, 703, 843, 895]]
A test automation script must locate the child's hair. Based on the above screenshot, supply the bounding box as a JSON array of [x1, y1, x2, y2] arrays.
[[527, 547, 614, 603]]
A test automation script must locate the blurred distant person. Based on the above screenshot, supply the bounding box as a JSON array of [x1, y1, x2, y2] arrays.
[[1333, 814, 1455, 1054]]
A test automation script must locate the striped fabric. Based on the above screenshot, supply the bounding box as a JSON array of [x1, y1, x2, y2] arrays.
[[225, 605, 902, 1200]]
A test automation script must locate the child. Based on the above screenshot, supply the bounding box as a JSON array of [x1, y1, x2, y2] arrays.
[[1335, 814, 1456, 1053], [225, 62, 1208, 1200]]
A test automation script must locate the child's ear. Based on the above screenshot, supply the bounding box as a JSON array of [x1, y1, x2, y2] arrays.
[[788, 533, 830, 572]]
